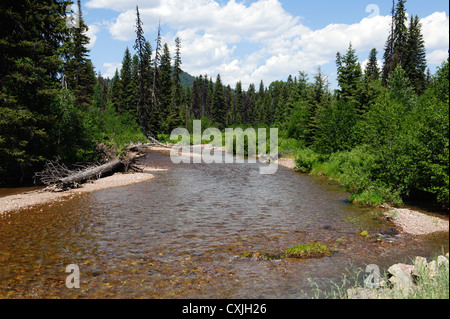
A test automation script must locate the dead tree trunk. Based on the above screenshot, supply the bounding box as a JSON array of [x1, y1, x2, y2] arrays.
[[58, 158, 122, 187]]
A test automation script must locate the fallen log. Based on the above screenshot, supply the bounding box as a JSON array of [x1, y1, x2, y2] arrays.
[[34, 141, 150, 191], [58, 158, 122, 187]]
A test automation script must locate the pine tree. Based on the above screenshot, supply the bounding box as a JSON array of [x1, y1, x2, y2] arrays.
[[134, 6, 153, 137], [233, 81, 243, 124], [224, 85, 233, 126], [365, 48, 380, 82], [191, 78, 201, 119], [211, 74, 226, 129], [336, 43, 363, 109], [245, 84, 256, 124], [158, 43, 173, 132], [392, 0, 408, 68], [172, 37, 184, 120], [206, 77, 214, 121], [118, 47, 137, 116], [306, 67, 329, 146], [109, 68, 122, 112], [199, 75, 207, 118], [152, 21, 162, 113], [0, 0, 72, 184], [63, 0, 96, 109], [92, 72, 108, 109], [404, 15, 427, 95], [382, 0, 408, 86]]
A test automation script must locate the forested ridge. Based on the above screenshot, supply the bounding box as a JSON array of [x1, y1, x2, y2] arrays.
[[0, 1, 448, 210]]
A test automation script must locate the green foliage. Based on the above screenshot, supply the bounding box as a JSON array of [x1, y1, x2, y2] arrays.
[[278, 137, 305, 157], [48, 90, 97, 162], [0, 0, 447, 211], [295, 148, 326, 173], [87, 101, 147, 151], [336, 43, 363, 108], [63, 0, 96, 109], [117, 47, 137, 116], [211, 74, 227, 129], [0, 0, 70, 184], [282, 243, 331, 258], [313, 99, 358, 154], [365, 48, 380, 82], [404, 15, 427, 95]]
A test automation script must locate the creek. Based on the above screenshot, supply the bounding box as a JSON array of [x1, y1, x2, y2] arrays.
[[0, 151, 448, 298]]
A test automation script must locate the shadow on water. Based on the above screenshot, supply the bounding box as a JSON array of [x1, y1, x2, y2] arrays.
[[0, 151, 448, 298]]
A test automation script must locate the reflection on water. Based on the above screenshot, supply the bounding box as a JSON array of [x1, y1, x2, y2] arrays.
[[0, 151, 448, 298]]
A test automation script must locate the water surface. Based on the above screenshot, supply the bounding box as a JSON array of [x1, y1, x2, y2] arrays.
[[0, 151, 447, 298]]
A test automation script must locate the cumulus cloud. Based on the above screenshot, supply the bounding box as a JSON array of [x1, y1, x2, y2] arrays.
[[85, 23, 100, 48], [102, 62, 122, 79], [86, 0, 161, 12], [88, 0, 449, 87], [421, 11, 449, 50], [427, 49, 448, 65]]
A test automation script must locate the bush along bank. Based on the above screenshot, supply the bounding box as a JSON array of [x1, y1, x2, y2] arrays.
[[294, 143, 447, 210], [293, 62, 449, 211]]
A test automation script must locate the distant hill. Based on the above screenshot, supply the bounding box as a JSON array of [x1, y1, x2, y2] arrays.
[[103, 69, 196, 89], [179, 70, 196, 88]]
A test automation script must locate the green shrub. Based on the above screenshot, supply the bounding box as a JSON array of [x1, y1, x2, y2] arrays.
[[295, 148, 324, 173]]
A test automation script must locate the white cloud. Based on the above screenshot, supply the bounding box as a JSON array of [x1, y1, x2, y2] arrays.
[[86, 24, 100, 48], [86, 0, 161, 12], [421, 12, 449, 50], [427, 49, 448, 65], [102, 62, 122, 79], [88, 0, 449, 87], [361, 58, 382, 72]]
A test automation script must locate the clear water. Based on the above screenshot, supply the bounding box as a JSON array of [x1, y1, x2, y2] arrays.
[[0, 151, 447, 298]]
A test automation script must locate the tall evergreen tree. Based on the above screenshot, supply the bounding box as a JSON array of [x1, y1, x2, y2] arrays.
[[134, 6, 153, 137], [0, 0, 72, 184], [392, 0, 408, 68], [172, 37, 184, 120], [336, 43, 363, 109], [404, 15, 427, 95], [245, 84, 256, 124], [199, 75, 207, 118], [158, 43, 173, 132], [382, 0, 408, 86], [211, 74, 226, 129], [233, 81, 243, 124], [365, 48, 380, 82], [63, 0, 96, 109], [224, 85, 233, 126], [109, 68, 122, 111], [152, 21, 162, 113], [118, 47, 137, 116], [191, 78, 201, 119]]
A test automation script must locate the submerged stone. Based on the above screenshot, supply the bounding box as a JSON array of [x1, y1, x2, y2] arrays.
[[282, 243, 331, 259]]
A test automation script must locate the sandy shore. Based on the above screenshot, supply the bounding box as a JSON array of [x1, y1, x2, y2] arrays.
[[0, 171, 160, 216], [276, 157, 296, 170], [385, 208, 449, 235]]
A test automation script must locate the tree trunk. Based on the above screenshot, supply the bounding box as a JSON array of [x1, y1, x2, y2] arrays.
[[58, 158, 122, 186]]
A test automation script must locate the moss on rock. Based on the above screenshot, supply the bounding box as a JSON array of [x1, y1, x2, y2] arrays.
[[282, 243, 331, 259]]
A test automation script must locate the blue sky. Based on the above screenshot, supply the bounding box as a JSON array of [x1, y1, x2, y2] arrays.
[[80, 0, 449, 89]]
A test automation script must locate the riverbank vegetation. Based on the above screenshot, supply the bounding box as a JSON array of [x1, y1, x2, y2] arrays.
[[1, 1, 448, 211], [308, 253, 449, 299]]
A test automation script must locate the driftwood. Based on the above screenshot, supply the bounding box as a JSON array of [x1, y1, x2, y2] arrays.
[[58, 158, 121, 186], [34, 139, 165, 191], [34, 157, 123, 189]]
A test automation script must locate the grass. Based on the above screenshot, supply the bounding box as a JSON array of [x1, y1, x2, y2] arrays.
[[307, 254, 449, 299]]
